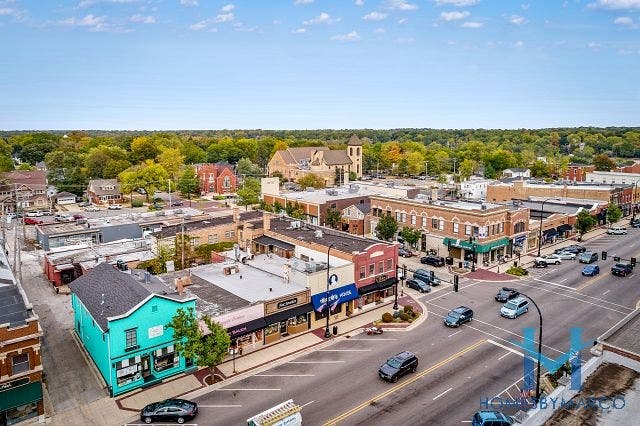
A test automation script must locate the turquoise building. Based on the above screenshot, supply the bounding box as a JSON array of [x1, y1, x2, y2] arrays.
[[69, 263, 196, 396]]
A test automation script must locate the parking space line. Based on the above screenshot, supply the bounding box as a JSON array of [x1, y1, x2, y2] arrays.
[[558, 278, 568, 283], [217, 388, 281, 391], [348, 338, 397, 341], [498, 352, 511, 360], [199, 404, 242, 408], [433, 387, 453, 400], [301, 400, 315, 408], [254, 374, 315, 377], [318, 349, 371, 352], [603, 290, 611, 295], [448, 330, 463, 338], [289, 361, 345, 364], [504, 389, 514, 400]]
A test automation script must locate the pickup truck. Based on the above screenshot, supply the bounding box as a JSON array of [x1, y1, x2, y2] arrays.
[[611, 262, 633, 277], [54, 214, 74, 223]]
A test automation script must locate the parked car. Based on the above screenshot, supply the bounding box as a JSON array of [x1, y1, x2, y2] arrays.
[[398, 247, 414, 258], [170, 200, 184, 207], [72, 214, 85, 220], [578, 251, 599, 264], [632, 220, 640, 229], [140, 399, 198, 424], [420, 255, 445, 267], [472, 411, 513, 426], [607, 226, 627, 235], [443, 306, 473, 327], [151, 203, 164, 211], [414, 269, 441, 286], [534, 254, 562, 265], [54, 214, 74, 223], [554, 244, 586, 254], [495, 287, 519, 303], [24, 218, 43, 225], [406, 278, 430, 293], [77, 201, 91, 207], [555, 251, 577, 260], [611, 262, 633, 277], [378, 351, 418, 383], [532, 260, 549, 268], [582, 265, 600, 276], [107, 204, 122, 210], [84, 205, 100, 212], [25, 211, 40, 217], [500, 297, 529, 319]]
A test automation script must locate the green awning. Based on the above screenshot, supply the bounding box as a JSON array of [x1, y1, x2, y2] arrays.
[[443, 237, 510, 254], [0, 381, 43, 411]]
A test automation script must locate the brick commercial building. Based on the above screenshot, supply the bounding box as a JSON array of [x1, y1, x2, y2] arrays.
[[0, 244, 44, 425], [369, 195, 531, 264], [563, 164, 595, 182], [195, 163, 237, 195]]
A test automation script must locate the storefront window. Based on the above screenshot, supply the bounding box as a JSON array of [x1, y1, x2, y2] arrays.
[[116, 356, 142, 386], [265, 323, 279, 336], [154, 346, 178, 372], [296, 314, 307, 325], [6, 402, 39, 425]]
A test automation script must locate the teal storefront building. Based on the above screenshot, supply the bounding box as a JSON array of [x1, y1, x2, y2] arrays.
[[69, 263, 196, 396]]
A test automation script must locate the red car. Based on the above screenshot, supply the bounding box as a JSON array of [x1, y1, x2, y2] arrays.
[[24, 218, 44, 225]]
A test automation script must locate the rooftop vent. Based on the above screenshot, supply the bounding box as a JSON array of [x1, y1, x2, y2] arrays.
[[306, 187, 315, 192], [348, 184, 359, 193], [314, 230, 323, 239], [481, 204, 487, 210], [290, 220, 301, 229]]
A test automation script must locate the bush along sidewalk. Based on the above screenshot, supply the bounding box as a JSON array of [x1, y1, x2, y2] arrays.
[[381, 305, 420, 323]]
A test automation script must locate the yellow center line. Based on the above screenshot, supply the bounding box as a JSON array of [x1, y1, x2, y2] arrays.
[[576, 269, 610, 292], [323, 339, 485, 426]]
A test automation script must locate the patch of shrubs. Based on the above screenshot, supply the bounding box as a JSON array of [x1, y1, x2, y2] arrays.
[[506, 266, 528, 276], [381, 312, 394, 323]]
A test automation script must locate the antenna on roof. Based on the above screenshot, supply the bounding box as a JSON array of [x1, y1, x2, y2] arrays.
[[100, 293, 105, 316]]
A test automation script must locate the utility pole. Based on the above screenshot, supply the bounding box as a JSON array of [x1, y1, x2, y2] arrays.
[[181, 216, 185, 270], [425, 161, 428, 177], [168, 179, 172, 208]]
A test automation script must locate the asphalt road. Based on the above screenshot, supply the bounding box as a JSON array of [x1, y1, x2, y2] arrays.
[[191, 230, 640, 426]]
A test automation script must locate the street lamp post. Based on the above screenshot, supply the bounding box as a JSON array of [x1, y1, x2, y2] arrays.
[[517, 291, 543, 403], [424, 161, 428, 178], [537, 198, 558, 257], [468, 236, 477, 271], [324, 243, 336, 338], [632, 179, 640, 222]]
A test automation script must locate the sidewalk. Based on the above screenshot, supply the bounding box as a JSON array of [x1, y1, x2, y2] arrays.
[[47, 293, 426, 425]]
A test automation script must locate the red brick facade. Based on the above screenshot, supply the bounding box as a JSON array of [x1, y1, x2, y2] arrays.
[[563, 164, 595, 182], [195, 164, 237, 194]]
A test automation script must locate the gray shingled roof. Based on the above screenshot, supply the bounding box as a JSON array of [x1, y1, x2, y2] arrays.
[[320, 150, 352, 166], [287, 147, 328, 163], [69, 262, 151, 330]]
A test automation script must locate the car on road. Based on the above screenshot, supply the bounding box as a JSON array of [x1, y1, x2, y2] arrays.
[[84, 205, 100, 212], [555, 251, 577, 260], [378, 351, 418, 383], [443, 306, 473, 327], [495, 287, 519, 303], [24, 218, 44, 225], [607, 226, 627, 235], [77, 201, 91, 207], [107, 204, 122, 210], [25, 211, 40, 217], [398, 247, 414, 258], [534, 254, 562, 265], [554, 244, 586, 254], [54, 214, 74, 223], [578, 251, 599, 264], [151, 203, 164, 211], [632, 220, 640, 229], [500, 297, 529, 319], [420, 255, 445, 267], [406, 278, 430, 293], [413, 269, 441, 286], [140, 399, 198, 424], [170, 200, 184, 207], [72, 214, 85, 220], [582, 265, 600, 276], [611, 262, 633, 277], [472, 411, 513, 426]]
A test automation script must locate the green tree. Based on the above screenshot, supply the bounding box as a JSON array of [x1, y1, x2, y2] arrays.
[[400, 227, 422, 249], [157, 147, 185, 182], [130, 136, 160, 163], [181, 142, 208, 164], [529, 160, 550, 178], [458, 159, 477, 181], [86, 145, 130, 178], [119, 160, 169, 202], [325, 208, 342, 229], [375, 213, 398, 241], [175, 233, 196, 270], [177, 167, 200, 202], [606, 203, 623, 225], [575, 210, 597, 236], [0, 155, 15, 172], [237, 177, 261, 210], [348, 171, 357, 181], [166, 307, 231, 384], [593, 154, 616, 172], [236, 158, 263, 177], [297, 173, 325, 189]]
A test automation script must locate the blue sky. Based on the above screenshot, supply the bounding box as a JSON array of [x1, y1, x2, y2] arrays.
[[1, 0, 639, 130]]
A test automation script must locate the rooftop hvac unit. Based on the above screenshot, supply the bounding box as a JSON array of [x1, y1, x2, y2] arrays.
[[348, 184, 359, 193], [223, 265, 240, 275], [306, 187, 315, 192], [290, 221, 301, 229], [481, 204, 487, 210], [325, 189, 339, 196], [314, 230, 323, 239]]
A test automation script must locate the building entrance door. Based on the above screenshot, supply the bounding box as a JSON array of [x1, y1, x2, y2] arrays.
[[279, 321, 288, 336], [141, 355, 151, 379]]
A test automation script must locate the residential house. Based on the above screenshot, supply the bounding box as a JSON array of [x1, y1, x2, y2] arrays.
[[86, 179, 123, 206], [53, 191, 77, 205], [70, 263, 197, 396], [458, 177, 497, 200], [0, 170, 49, 214], [195, 163, 237, 195], [502, 168, 531, 179], [0, 243, 44, 425]]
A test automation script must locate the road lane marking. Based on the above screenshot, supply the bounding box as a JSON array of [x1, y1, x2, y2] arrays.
[[323, 340, 485, 426], [498, 352, 511, 360], [576, 270, 609, 292], [433, 387, 453, 400], [301, 400, 315, 408], [558, 278, 568, 283], [531, 277, 574, 290], [487, 339, 539, 362], [603, 290, 611, 295], [217, 388, 281, 391], [519, 281, 632, 314], [318, 349, 371, 352], [448, 330, 463, 338], [254, 374, 315, 377], [348, 338, 397, 341], [199, 405, 242, 408], [288, 361, 345, 364], [495, 376, 527, 399]]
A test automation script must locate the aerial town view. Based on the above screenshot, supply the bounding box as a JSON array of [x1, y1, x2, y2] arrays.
[[1, 1, 639, 426]]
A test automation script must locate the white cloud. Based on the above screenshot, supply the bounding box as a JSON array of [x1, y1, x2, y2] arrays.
[[396, 36, 414, 43], [0, 7, 15, 15], [331, 30, 360, 41], [79, 0, 142, 7], [461, 21, 483, 28], [435, 0, 478, 6], [355, 0, 365, 5], [60, 14, 122, 32], [588, 0, 640, 9], [587, 41, 601, 50], [386, 0, 418, 11], [214, 13, 234, 23], [374, 27, 386, 33], [398, 18, 408, 24], [234, 23, 257, 32], [294, 0, 314, 4], [440, 11, 470, 21], [614, 16, 633, 24], [189, 20, 208, 30], [513, 40, 524, 47], [363, 11, 388, 21], [180, 0, 199, 6], [292, 27, 307, 33], [303, 12, 337, 25], [220, 4, 235, 12], [521, 3, 530, 9], [508, 14, 526, 25], [130, 14, 155, 24]]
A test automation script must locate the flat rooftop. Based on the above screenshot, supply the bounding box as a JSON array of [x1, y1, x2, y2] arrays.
[[603, 310, 640, 356], [273, 183, 418, 204], [0, 246, 33, 327], [372, 195, 506, 211]]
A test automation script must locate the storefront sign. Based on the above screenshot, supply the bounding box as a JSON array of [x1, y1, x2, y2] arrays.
[[375, 274, 388, 283], [213, 303, 264, 328], [311, 283, 359, 312], [277, 298, 298, 309], [148, 325, 164, 339], [0, 377, 29, 391]]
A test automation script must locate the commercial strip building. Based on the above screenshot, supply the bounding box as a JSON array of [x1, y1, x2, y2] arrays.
[[0, 242, 44, 425], [69, 263, 197, 396]]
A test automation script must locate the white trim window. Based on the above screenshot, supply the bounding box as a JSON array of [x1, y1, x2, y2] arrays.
[[453, 223, 459, 234]]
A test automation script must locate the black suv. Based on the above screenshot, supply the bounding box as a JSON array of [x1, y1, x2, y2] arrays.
[[378, 351, 418, 383], [611, 262, 633, 277], [420, 255, 445, 267], [414, 269, 441, 286], [495, 287, 519, 303], [406, 278, 430, 293], [554, 244, 586, 254], [443, 306, 474, 327]]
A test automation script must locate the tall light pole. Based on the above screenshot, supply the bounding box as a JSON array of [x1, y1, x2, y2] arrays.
[[424, 161, 428, 178], [324, 242, 336, 338], [632, 179, 640, 222], [537, 198, 558, 257], [516, 290, 543, 403]]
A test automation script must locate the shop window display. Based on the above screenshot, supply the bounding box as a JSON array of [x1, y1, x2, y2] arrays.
[[265, 323, 279, 336], [116, 355, 142, 386], [154, 346, 178, 372]]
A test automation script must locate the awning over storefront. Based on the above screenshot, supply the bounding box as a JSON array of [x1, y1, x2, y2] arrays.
[[253, 235, 295, 251], [0, 381, 43, 411], [227, 318, 267, 338], [513, 235, 527, 246], [264, 303, 314, 325], [443, 237, 510, 254], [543, 229, 559, 237], [311, 283, 359, 313], [557, 224, 572, 233], [357, 277, 397, 295]]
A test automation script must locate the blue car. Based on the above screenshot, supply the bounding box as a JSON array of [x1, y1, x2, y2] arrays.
[[582, 264, 600, 276]]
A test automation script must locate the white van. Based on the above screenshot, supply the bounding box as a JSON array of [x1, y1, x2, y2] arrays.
[[607, 226, 627, 235]]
